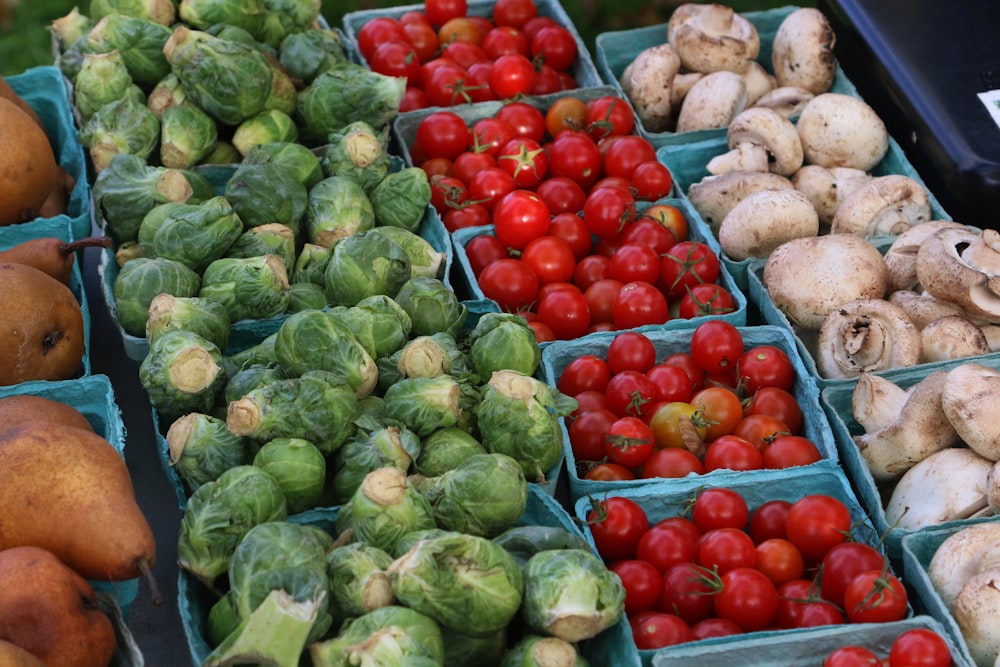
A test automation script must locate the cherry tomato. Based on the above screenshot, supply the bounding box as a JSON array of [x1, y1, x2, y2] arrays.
[[584, 461, 636, 481], [402, 20, 440, 63], [539, 180, 588, 218], [612, 559, 662, 614], [733, 414, 792, 448], [471, 117, 516, 157], [492, 0, 538, 28], [645, 363, 693, 406], [640, 204, 688, 244], [481, 25, 530, 60], [520, 15, 559, 41], [631, 160, 674, 200], [690, 386, 743, 441], [569, 389, 608, 420], [357, 17, 408, 61], [584, 186, 636, 239], [429, 174, 470, 214], [677, 283, 738, 320], [545, 96, 588, 137], [819, 542, 888, 609], [497, 137, 547, 188], [738, 345, 796, 394], [689, 320, 744, 374], [690, 617, 743, 640], [661, 353, 705, 395], [424, 0, 467, 27], [477, 257, 538, 311], [424, 61, 476, 106], [441, 40, 489, 69], [697, 527, 756, 575], [495, 101, 546, 143], [743, 386, 803, 435], [463, 234, 509, 276], [530, 24, 577, 71], [748, 499, 792, 544], [437, 16, 485, 46], [713, 566, 779, 631], [703, 434, 763, 473], [640, 448, 704, 479], [586, 495, 649, 562], [490, 53, 536, 99], [604, 369, 656, 420], [760, 435, 822, 469], [604, 416, 654, 469], [547, 215, 590, 267], [607, 331, 656, 375], [692, 487, 749, 533], [369, 40, 423, 85], [660, 240, 722, 298], [785, 494, 852, 563], [573, 254, 611, 291], [520, 235, 576, 285], [774, 578, 843, 630], [658, 561, 715, 623], [443, 202, 491, 232], [648, 401, 708, 450], [755, 538, 805, 587], [823, 646, 882, 667], [568, 407, 617, 462], [613, 281, 669, 329], [629, 611, 693, 650], [450, 150, 496, 186], [528, 319, 555, 343], [548, 130, 602, 190], [585, 95, 635, 140], [621, 218, 679, 255], [467, 166, 516, 212], [843, 569, 908, 624], [559, 355, 612, 396], [492, 189, 551, 250], [888, 628, 952, 667], [603, 134, 658, 180], [609, 243, 661, 285], [584, 278, 623, 325], [537, 284, 590, 340]]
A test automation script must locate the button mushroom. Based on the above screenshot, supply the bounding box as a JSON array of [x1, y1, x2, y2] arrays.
[[829, 174, 932, 239], [718, 188, 818, 261], [706, 107, 804, 177], [795, 92, 889, 171], [815, 297, 923, 379], [887, 290, 965, 329], [917, 227, 1000, 322], [883, 220, 979, 293], [928, 522, 1000, 611], [674, 70, 748, 133], [920, 315, 993, 363], [667, 3, 760, 74], [686, 171, 794, 234], [740, 61, 776, 106], [791, 165, 872, 228], [771, 7, 837, 95], [619, 43, 681, 134], [942, 363, 1000, 462], [752, 86, 815, 119]]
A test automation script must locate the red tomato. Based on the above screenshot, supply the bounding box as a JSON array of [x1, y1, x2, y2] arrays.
[[660, 353, 705, 394], [530, 62, 565, 95], [429, 174, 470, 214], [691, 386, 743, 441], [660, 240, 722, 298], [568, 407, 617, 462], [546, 212, 590, 259], [604, 415, 654, 468], [584, 278, 623, 325], [607, 331, 656, 375], [441, 40, 489, 69], [492, 0, 538, 28], [621, 218, 679, 255], [612, 559, 662, 614], [548, 130, 602, 190], [631, 160, 674, 201], [520, 235, 576, 285], [743, 386, 803, 435], [497, 137, 548, 188], [530, 24, 577, 71], [613, 281, 669, 329], [823, 646, 882, 667], [425, 62, 476, 106], [538, 178, 587, 216], [658, 561, 715, 623], [477, 257, 538, 311], [495, 101, 546, 143], [754, 538, 805, 587], [760, 435, 822, 469], [584, 186, 637, 239], [402, 20, 439, 63], [369, 40, 423, 85], [843, 569, 908, 624], [640, 204, 689, 244], [559, 355, 611, 396], [490, 53, 536, 99], [738, 345, 797, 394], [677, 283, 737, 320], [645, 363, 693, 405], [640, 448, 704, 479], [774, 578, 844, 630], [520, 15, 559, 40], [609, 243, 661, 285], [492, 189, 551, 250], [467, 166, 516, 212], [819, 541, 889, 609], [604, 369, 656, 420], [603, 135, 658, 180], [463, 234, 509, 276], [357, 17, 408, 61], [703, 434, 764, 473], [692, 488, 749, 533], [443, 202, 491, 231], [584, 461, 636, 481], [697, 527, 756, 574], [417, 111, 471, 161], [585, 95, 635, 140], [470, 117, 516, 157], [785, 494, 852, 563], [629, 611, 693, 650], [481, 25, 530, 59], [689, 320, 744, 374], [450, 150, 496, 186], [573, 254, 611, 291], [586, 496, 649, 562], [424, 0, 467, 27], [529, 320, 555, 342], [888, 629, 952, 667], [748, 500, 792, 544], [399, 86, 429, 112], [569, 389, 608, 420], [690, 617, 743, 640], [536, 285, 590, 340], [713, 566, 778, 632], [733, 414, 792, 448]]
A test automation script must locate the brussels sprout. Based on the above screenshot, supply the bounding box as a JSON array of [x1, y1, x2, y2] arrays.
[[477, 370, 577, 483], [58, 34, 95, 81], [79, 94, 160, 172], [331, 423, 421, 505], [199, 255, 291, 323], [382, 375, 470, 438], [138, 196, 244, 273], [369, 227, 445, 280], [500, 636, 589, 667], [245, 141, 324, 190], [389, 529, 455, 559], [226, 369, 359, 455], [492, 526, 592, 567], [205, 23, 267, 50], [177, 465, 288, 587], [115, 241, 144, 266], [520, 549, 626, 643], [253, 438, 327, 514], [285, 282, 328, 313], [442, 626, 507, 667], [159, 104, 218, 169], [113, 256, 202, 336], [321, 121, 391, 194], [305, 176, 375, 248], [232, 109, 297, 157], [146, 294, 231, 350], [74, 50, 133, 123], [225, 161, 309, 234], [166, 412, 249, 493], [222, 332, 278, 376], [164, 26, 272, 125], [140, 329, 227, 421], [206, 591, 239, 648], [273, 309, 378, 397], [290, 242, 329, 286], [277, 28, 348, 84], [326, 294, 412, 360], [296, 62, 406, 142], [308, 605, 444, 667], [326, 542, 395, 621], [262, 58, 298, 117], [226, 223, 296, 272], [395, 333, 470, 381], [178, 0, 266, 37], [89, 0, 176, 25], [468, 312, 541, 379], [86, 13, 172, 86], [200, 140, 242, 165], [94, 154, 196, 243], [339, 467, 436, 554], [180, 168, 218, 203], [394, 277, 467, 338], [146, 73, 186, 119], [257, 0, 322, 48], [370, 167, 432, 233], [356, 394, 386, 422], [223, 363, 286, 405], [324, 230, 411, 307], [387, 532, 524, 637], [50, 7, 92, 51], [413, 427, 487, 478]]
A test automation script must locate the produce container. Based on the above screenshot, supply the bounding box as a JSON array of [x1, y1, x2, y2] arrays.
[[99, 591, 146, 667], [543, 324, 836, 503], [180, 485, 641, 667], [572, 466, 891, 666], [593, 6, 858, 148], [6, 66, 92, 240]]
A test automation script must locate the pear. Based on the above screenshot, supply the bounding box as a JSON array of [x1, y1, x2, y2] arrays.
[[0, 235, 111, 284], [0, 639, 48, 667], [0, 421, 157, 587], [0, 395, 94, 436], [0, 547, 116, 667]]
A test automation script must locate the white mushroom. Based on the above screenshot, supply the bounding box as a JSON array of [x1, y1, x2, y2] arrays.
[[942, 363, 1000, 462], [917, 227, 1000, 322], [667, 3, 760, 74], [674, 70, 748, 133], [619, 43, 682, 133], [929, 522, 1000, 611], [796, 93, 889, 171], [791, 165, 872, 227], [816, 297, 923, 379], [762, 234, 889, 331], [752, 86, 815, 118], [884, 220, 980, 293], [706, 107, 804, 176], [686, 171, 794, 234], [739, 60, 776, 106], [771, 7, 837, 95], [921, 315, 993, 363], [829, 174, 932, 239], [852, 372, 909, 434], [670, 72, 705, 110], [888, 290, 965, 330], [952, 568, 1000, 667], [717, 188, 818, 261]]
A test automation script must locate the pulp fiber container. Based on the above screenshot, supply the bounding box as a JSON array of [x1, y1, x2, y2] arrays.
[[542, 324, 836, 503], [573, 466, 889, 667], [99, 591, 146, 667], [820, 359, 1000, 562], [6, 66, 93, 240], [180, 485, 641, 667]]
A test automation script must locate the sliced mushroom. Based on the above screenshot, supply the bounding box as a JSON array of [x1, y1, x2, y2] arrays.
[[667, 3, 760, 74], [921, 315, 993, 363], [718, 188, 818, 261], [706, 107, 804, 176], [674, 70, 748, 133], [752, 86, 815, 119], [883, 220, 979, 293], [815, 297, 922, 379], [888, 290, 964, 329], [917, 227, 1000, 322], [619, 43, 682, 133], [829, 174, 932, 239], [796, 93, 889, 171], [686, 171, 794, 234], [791, 165, 872, 227], [771, 7, 837, 95]]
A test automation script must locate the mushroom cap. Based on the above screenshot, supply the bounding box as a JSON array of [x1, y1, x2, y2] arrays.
[[883, 220, 978, 292], [796, 93, 889, 171], [740, 60, 776, 106], [920, 315, 993, 363], [829, 174, 932, 239], [954, 567, 1000, 667], [708, 107, 803, 176], [929, 522, 1000, 610], [674, 70, 748, 133], [667, 3, 761, 74], [670, 72, 705, 108], [752, 86, 815, 119], [718, 187, 818, 261], [771, 7, 837, 95], [687, 171, 794, 234], [763, 233, 889, 330], [917, 227, 1000, 322], [888, 290, 964, 330], [620, 43, 682, 133], [791, 165, 872, 226], [815, 297, 923, 379]]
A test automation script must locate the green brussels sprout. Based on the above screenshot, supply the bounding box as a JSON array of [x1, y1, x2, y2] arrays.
[[492, 526, 592, 568], [89, 0, 176, 25], [146, 73, 187, 119], [85, 13, 172, 86], [146, 293, 231, 353], [443, 626, 507, 667], [339, 467, 436, 555], [232, 109, 297, 157], [140, 329, 227, 421], [50, 7, 92, 51], [222, 332, 278, 376], [252, 438, 327, 514], [389, 529, 454, 559], [331, 423, 421, 505], [520, 549, 626, 643], [159, 104, 218, 169], [200, 140, 242, 165], [309, 605, 444, 667], [245, 141, 324, 190], [369, 226, 445, 280], [325, 542, 395, 621], [79, 94, 160, 173], [321, 121, 391, 194], [393, 276, 467, 338], [166, 412, 250, 493], [164, 26, 272, 125], [180, 168, 218, 204], [500, 636, 589, 667], [204, 23, 268, 50], [115, 241, 144, 266], [290, 242, 329, 286], [476, 370, 577, 483], [113, 256, 202, 336], [223, 363, 286, 405], [413, 427, 487, 478], [296, 62, 406, 142], [277, 28, 348, 84], [262, 57, 299, 117], [382, 375, 475, 438], [387, 531, 524, 637], [94, 154, 197, 243], [256, 0, 322, 48], [178, 0, 266, 37], [226, 369, 360, 455], [177, 464, 288, 587], [225, 161, 309, 234], [206, 591, 239, 648], [74, 50, 133, 122], [395, 333, 470, 381], [304, 176, 375, 248], [199, 255, 291, 323], [273, 309, 378, 398], [58, 34, 95, 81], [326, 294, 412, 360], [468, 312, 541, 379], [138, 196, 244, 273], [226, 223, 296, 272], [285, 282, 328, 313], [323, 230, 411, 307], [370, 167, 432, 233], [356, 394, 386, 422]]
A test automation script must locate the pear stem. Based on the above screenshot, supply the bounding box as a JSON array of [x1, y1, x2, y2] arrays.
[[137, 557, 164, 607]]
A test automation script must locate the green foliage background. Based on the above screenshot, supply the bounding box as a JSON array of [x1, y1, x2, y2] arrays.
[[0, 0, 807, 77]]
